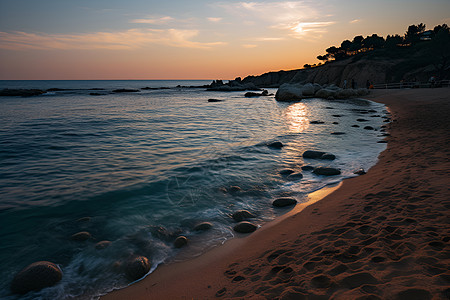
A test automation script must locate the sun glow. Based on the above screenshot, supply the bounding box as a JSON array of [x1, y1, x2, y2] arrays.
[[285, 102, 309, 133]]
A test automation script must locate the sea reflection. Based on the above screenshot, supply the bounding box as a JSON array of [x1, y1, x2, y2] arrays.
[[285, 102, 309, 133]]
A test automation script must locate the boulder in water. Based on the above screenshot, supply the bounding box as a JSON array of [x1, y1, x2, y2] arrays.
[[194, 222, 213, 231], [301, 165, 314, 171], [208, 99, 223, 102], [313, 167, 341, 176], [275, 84, 304, 102], [71, 231, 92, 241], [125, 256, 151, 281], [174, 236, 188, 248], [287, 172, 303, 180], [302, 151, 336, 160], [11, 261, 62, 294], [95, 241, 111, 250], [279, 169, 295, 175], [272, 197, 297, 207], [233, 221, 257, 233], [232, 210, 256, 222], [267, 141, 283, 149]]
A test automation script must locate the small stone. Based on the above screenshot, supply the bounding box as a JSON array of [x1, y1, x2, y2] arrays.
[[273, 197, 297, 207], [301, 165, 314, 171], [287, 172, 303, 180], [354, 169, 366, 175], [174, 236, 188, 248], [321, 153, 336, 160], [233, 221, 257, 233], [364, 126, 374, 130], [279, 169, 295, 175], [331, 132, 346, 135]]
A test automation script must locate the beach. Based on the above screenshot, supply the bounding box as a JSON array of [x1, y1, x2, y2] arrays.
[[102, 88, 450, 300]]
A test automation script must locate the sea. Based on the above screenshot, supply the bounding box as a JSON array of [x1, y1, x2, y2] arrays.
[[0, 80, 388, 299]]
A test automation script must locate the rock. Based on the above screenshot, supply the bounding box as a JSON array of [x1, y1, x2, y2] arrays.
[[267, 141, 283, 149], [232, 210, 256, 222], [208, 99, 223, 102], [357, 118, 369, 122], [301, 83, 316, 96], [244, 90, 269, 97], [302, 151, 335, 160], [310, 120, 325, 124], [321, 153, 336, 160], [364, 126, 374, 130], [233, 221, 257, 233], [272, 197, 297, 207], [112, 89, 140, 93], [125, 256, 151, 281], [336, 89, 358, 99], [279, 169, 295, 175], [71, 231, 91, 241], [11, 261, 62, 294], [332, 122, 339, 124], [174, 236, 188, 248], [228, 186, 241, 193], [331, 132, 346, 135], [332, 114, 342, 117], [275, 83, 304, 102], [351, 125, 360, 128], [287, 172, 303, 180], [313, 167, 341, 176], [194, 222, 213, 231], [95, 241, 111, 250], [354, 169, 366, 175], [315, 88, 337, 99], [0, 89, 45, 97], [301, 165, 314, 171], [302, 150, 325, 159]]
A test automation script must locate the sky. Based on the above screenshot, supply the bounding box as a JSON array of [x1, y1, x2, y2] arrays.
[[0, 0, 449, 80]]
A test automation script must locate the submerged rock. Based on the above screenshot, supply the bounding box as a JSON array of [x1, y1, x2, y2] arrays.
[[302, 151, 336, 160], [233, 221, 257, 233], [194, 222, 213, 231], [11, 261, 62, 294], [279, 169, 295, 175], [313, 167, 341, 176], [95, 241, 111, 250], [0, 89, 45, 97], [310, 120, 325, 124], [174, 236, 188, 248], [287, 172, 303, 180], [301, 165, 314, 171], [267, 141, 283, 149], [112, 89, 140, 93], [71, 231, 92, 241], [331, 132, 346, 135], [208, 99, 223, 102], [272, 197, 297, 207], [232, 210, 256, 222], [125, 256, 151, 281]]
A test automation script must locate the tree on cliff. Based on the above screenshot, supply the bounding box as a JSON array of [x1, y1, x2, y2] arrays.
[[431, 25, 450, 79], [405, 23, 426, 44]]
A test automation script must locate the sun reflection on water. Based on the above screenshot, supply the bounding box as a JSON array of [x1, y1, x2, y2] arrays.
[[285, 102, 309, 133]]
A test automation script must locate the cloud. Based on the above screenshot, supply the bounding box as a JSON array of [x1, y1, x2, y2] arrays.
[[130, 16, 174, 24], [216, 1, 333, 39], [242, 44, 257, 48], [350, 19, 360, 24], [0, 29, 226, 51], [208, 17, 223, 22]]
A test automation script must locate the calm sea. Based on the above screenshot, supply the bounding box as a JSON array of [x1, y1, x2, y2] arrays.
[[0, 80, 387, 299]]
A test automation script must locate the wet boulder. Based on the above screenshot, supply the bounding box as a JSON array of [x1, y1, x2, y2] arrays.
[[194, 222, 213, 231], [302, 151, 336, 160], [11, 261, 62, 294], [71, 231, 92, 241], [233, 221, 257, 233], [272, 197, 297, 207], [267, 141, 283, 149], [174, 236, 188, 248], [287, 172, 303, 180], [232, 210, 256, 222], [301, 165, 314, 171], [125, 256, 151, 281], [313, 167, 341, 176], [279, 169, 295, 175], [275, 84, 304, 102], [95, 241, 112, 250]]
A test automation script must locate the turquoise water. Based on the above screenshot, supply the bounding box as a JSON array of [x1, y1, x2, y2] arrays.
[[0, 80, 387, 299]]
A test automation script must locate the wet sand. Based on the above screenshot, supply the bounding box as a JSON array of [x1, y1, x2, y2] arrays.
[[102, 88, 450, 300]]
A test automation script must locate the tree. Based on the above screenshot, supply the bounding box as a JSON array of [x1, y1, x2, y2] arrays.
[[385, 34, 403, 48], [340, 40, 352, 55], [350, 35, 364, 52], [431, 27, 450, 79], [405, 23, 426, 44], [363, 34, 385, 49]]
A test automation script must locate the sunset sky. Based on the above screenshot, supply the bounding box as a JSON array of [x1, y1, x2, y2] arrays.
[[1, 0, 449, 80]]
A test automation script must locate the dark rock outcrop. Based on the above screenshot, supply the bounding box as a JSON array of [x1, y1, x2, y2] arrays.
[[208, 99, 223, 102], [11, 261, 62, 294], [0, 89, 45, 97], [267, 141, 284, 149], [272, 197, 297, 207], [287, 172, 303, 180]]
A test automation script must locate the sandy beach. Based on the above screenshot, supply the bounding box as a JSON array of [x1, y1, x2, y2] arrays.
[[102, 88, 450, 300]]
